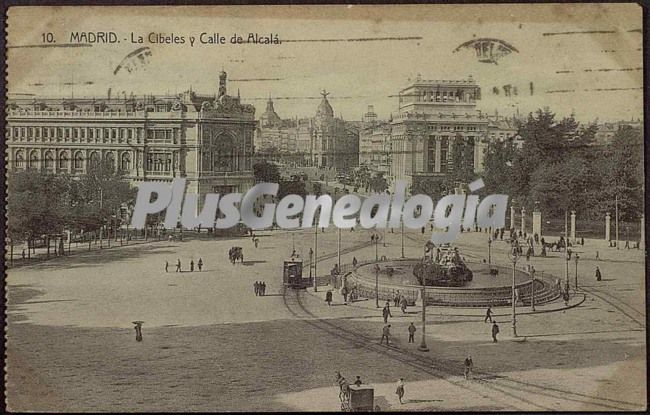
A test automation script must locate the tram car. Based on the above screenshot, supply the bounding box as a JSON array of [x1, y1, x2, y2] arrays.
[[283, 258, 310, 289]]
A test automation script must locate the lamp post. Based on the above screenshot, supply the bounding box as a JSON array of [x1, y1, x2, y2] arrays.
[[337, 227, 341, 270], [530, 266, 536, 311], [309, 247, 313, 279], [400, 220, 405, 258], [565, 250, 570, 295], [314, 225, 318, 292], [488, 237, 492, 269], [374, 263, 380, 308], [418, 283, 429, 352], [373, 233, 379, 262], [574, 254, 579, 290], [509, 240, 520, 337]]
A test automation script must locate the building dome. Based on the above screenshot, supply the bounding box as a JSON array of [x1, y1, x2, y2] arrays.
[[316, 90, 334, 118]]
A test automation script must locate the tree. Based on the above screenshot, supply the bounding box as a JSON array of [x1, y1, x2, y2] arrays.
[[253, 161, 281, 183], [368, 172, 389, 193], [482, 138, 517, 195], [447, 135, 477, 186]]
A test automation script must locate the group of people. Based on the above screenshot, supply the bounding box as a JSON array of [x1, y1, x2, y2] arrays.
[[393, 292, 409, 313], [484, 307, 500, 342], [166, 258, 203, 272], [379, 321, 419, 345], [336, 371, 406, 405], [253, 281, 267, 296]]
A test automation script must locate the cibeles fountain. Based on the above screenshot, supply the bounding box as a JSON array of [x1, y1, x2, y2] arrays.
[[344, 244, 561, 307]]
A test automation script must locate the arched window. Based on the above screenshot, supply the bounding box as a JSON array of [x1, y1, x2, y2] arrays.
[[105, 152, 115, 169], [74, 151, 84, 170], [211, 133, 237, 172], [59, 151, 69, 170], [44, 151, 55, 171], [29, 150, 39, 169], [14, 150, 25, 169], [121, 152, 131, 171], [89, 151, 100, 168]]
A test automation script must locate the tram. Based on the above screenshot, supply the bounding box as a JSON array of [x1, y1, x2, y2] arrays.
[[283, 257, 310, 289]]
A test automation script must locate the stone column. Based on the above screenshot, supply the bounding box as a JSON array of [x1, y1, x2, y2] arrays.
[[434, 137, 441, 173], [532, 209, 542, 239], [640, 214, 645, 250], [510, 206, 516, 230], [605, 213, 611, 241], [570, 211, 576, 242], [521, 207, 526, 234]]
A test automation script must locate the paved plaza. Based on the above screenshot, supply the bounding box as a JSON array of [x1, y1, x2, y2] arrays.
[[6, 226, 647, 411]]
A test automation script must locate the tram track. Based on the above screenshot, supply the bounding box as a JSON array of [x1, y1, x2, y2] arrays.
[[285, 230, 642, 410], [580, 285, 645, 327], [282, 289, 642, 411]]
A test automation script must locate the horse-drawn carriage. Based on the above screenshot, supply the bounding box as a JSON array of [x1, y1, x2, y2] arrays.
[[283, 257, 310, 289], [340, 384, 375, 412]]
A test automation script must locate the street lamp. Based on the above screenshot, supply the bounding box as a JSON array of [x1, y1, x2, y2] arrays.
[[309, 247, 313, 279], [530, 266, 536, 311], [314, 226, 318, 292], [418, 278, 429, 352], [488, 237, 492, 269], [372, 233, 379, 262], [374, 263, 380, 308], [400, 220, 405, 258], [509, 240, 520, 337], [574, 254, 579, 290]]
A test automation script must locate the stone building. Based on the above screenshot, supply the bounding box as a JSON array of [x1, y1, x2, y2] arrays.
[[389, 75, 489, 192], [359, 121, 392, 178], [255, 97, 297, 157], [6, 70, 256, 213], [310, 90, 359, 171]]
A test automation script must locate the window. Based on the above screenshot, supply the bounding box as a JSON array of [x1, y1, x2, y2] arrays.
[[74, 152, 84, 170], [65, 128, 70, 138], [15, 151, 25, 169], [121, 153, 131, 171], [59, 152, 69, 170], [89, 128, 94, 139], [35, 128, 40, 138], [81, 128, 86, 139]]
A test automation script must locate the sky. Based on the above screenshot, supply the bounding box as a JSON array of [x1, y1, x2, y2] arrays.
[[7, 4, 643, 123]]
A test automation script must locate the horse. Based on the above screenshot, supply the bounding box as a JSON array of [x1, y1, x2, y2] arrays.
[[338, 377, 350, 402]]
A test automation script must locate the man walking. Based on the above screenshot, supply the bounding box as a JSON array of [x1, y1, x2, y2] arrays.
[[464, 355, 474, 380], [254, 281, 259, 296], [190, 259, 194, 272], [407, 322, 416, 343], [382, 305, 392, 323], [484, 306, 493, 323], [175, 259, 182, 272], [261, 282, 266, 296], [491, 321, 499, 343], [197, 257, 203, 271], [165, 260, 169, 273], [595, 266, 602, 281], [380, 324, 391, 345]]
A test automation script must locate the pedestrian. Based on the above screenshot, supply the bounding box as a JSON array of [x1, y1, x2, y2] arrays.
[[407, 322, 416, 343], [595, 266, 602, 281], [21, 249, 25, 260], [198, 258, 203, 271], [464, 355, 473, 380], [395, 378, 405, 404], [581, 237, 584, 246], [596, 251, 599, 261], [261, 282, 266, 296], [563, 290, 570, 306], [326, 290, 333, 306], [354, 376, 363, 387], [382, 305, 392, 323], [254, 238, 259, 248], [190, 259, 194, 272], [176, 259, 181, 272], [484, 306, 493, 323], [341, 285, 348, 304], [491, 321, 499, 343], [352, 257, 358, 267], [165, 260, 169, 273], [254, 281, 259, 296], [380, 324, 391, 345], [400, 296, 408, 313], [393, 291, 400, 307]]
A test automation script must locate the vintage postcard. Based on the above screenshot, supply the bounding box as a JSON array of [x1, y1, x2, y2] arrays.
[[3, 4, 646, 412]]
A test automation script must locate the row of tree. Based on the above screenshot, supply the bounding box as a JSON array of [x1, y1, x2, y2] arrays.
[[7, 160, 136, 249]]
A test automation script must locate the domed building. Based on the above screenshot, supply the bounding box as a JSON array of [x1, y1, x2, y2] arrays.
[[310, 90, 359, 171]]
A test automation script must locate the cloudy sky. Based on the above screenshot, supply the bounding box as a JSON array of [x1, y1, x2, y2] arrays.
[[7, 4, 642, 123]]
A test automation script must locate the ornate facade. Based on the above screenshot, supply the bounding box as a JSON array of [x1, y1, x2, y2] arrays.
[[390, 75, 489, 192], [6, 71, 256, 212]]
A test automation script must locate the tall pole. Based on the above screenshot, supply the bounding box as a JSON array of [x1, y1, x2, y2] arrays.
[[614, 195, 618, 249], [510, 241, 519, 337], [418, 285, 429, 351], [565, 250, 570, 293], [374, 263, 380, 308], [488, 238, 492, 268], [375, 234, 379, 262], [314, 225, 318, 292], [337, 227, 341, 269], [383, 226, 386, 247], [564, 210, 568, 252], [400, 220, 405, 258], [530, 266, 536, 311], [574, 254, 579, 290]]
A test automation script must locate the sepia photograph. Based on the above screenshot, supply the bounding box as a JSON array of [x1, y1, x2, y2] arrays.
[[3, 3, 646, 412]]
